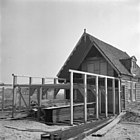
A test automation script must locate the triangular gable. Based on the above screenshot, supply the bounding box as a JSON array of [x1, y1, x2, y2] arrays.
[[57, 32, 138, 79], [88, 33, 131, 76], [57, 32, 93, 79]]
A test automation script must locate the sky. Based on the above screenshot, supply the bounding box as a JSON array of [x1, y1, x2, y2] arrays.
[[1, 0, 140, 83]]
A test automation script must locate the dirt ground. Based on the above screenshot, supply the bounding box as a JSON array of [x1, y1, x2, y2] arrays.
[[1, 106, 140, 140], [0, 119, 70, 140], [84, 111, 140, 140], [84, 122, 140, 140]]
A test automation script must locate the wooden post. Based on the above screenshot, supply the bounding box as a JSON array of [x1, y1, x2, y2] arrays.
[[54, 78, 57, 99], [112, 79, 115, 115], [84, 74, 87, 123], [19, 87, 21, 110], [12, 74, 17, 118], [70, 72, 74, 125], [39, 88, 42, 107], [29, 77, 32, 109], [42, 78, 45, 99], [36, 78, 44, 121], [118, 79, 121, 114], [64, 79, 67, 100], [105, 77, 108, 117], [42, 78, 45, 85], [96, 76, 99, 119], [99, 90, 101, 114], [2, 87, 4, 112], [37, 87, 41, 121]]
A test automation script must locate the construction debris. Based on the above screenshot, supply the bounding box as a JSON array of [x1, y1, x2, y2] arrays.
[[92, 112, 125, 137]]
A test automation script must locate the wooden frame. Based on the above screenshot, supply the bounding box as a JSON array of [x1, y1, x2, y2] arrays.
[[11, 74, 66, 118], [105, 77, 108, 117], [96, 76, 99, 119], [112, 79, 115, 115], [70, 72, 74, 125], [11, 70, 121, 125], [84, 74, 87, 122], [69, 69, 120, 125]]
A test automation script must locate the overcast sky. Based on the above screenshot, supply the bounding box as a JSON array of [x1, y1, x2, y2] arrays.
[[1, 0, 140, 83]]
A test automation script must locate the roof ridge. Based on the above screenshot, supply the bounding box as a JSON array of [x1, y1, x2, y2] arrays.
[[86, 33, 127, 55]]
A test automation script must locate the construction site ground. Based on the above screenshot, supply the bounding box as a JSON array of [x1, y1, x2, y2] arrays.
[[1, 103, 140, 140], [84, 103, 140, 140]]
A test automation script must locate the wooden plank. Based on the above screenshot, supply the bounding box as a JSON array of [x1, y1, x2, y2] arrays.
[[70, 72, 74, 125], [73, 117, 115, 140], [96, 76, 99, 119], [0, 84, 12, 86], [12, 75, 17, 118], [54, 78, 57, 99], [84, 74, 87, 122], [121, 121, 140, 125], [19, 89, 21, 110], [50, 105, 92, 123], [105, 77, 108, 117], [50, 117, 112, 140], [118, 79, 121, 114], [37, 88, 41, 121], [14, 83, 78, 90], [43, 102, 95, 110], [92, 112, 125, 137], [112, 79, 115, 115], [18, 88, 28, 107], [29, 77, 32, 109], [69, 69, 119, 80], [39, 87, 42, 107], [99, 90, 101, 114]]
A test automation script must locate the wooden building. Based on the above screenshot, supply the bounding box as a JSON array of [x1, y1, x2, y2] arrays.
[[12, 30, 140, 125], [57, 30, 140, 124]]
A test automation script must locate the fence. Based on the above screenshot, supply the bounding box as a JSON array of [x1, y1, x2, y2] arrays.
[[0, 84, 13, 112]]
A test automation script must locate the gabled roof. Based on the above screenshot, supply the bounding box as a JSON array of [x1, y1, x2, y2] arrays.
[[57, 31, 140, 79]]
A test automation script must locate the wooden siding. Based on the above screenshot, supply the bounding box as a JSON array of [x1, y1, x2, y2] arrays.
[[124, 81, 129, 110], [123, 80, 140, 110], [81, 57, 114, 76], [136, 82, 140, 102], [121, 74, 138, 82]]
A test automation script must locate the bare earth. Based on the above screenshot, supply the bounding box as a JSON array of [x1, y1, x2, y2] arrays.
[[1, 105, 140, 140], [0, 119, 70, 140], [84, 104, 140, 140], [84, 123, 140, 140]]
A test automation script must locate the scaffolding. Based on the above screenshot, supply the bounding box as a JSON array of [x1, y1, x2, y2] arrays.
[[69, 69, 121, 125], [10, 69, 121, 125], [12, 74, 66, 119]]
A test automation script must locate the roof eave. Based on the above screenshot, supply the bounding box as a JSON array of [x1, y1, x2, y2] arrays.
[[57, 32, 86, 77]]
